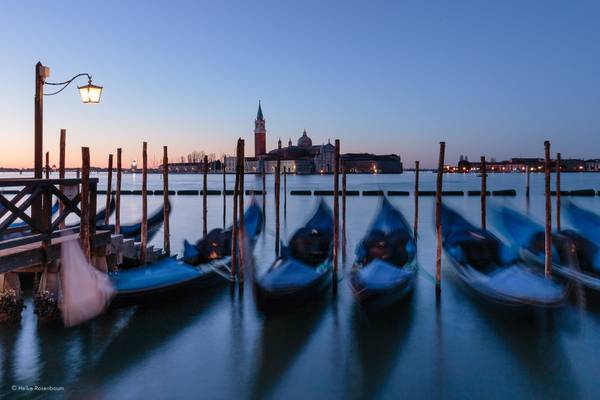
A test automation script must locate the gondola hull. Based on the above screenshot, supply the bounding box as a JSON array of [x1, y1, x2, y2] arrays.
[[444, 205, 567, 307], [350, 197, 418, 310]]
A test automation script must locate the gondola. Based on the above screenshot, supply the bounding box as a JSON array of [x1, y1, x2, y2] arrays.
[[442, 204, 566, 307], [110, 201, 263, 303], [495, 206, 599, 290], [349, 197, 417, 309], [255, 200, 334, 303]]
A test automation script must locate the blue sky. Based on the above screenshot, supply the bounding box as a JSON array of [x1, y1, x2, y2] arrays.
[[1, 0, 599, 168]]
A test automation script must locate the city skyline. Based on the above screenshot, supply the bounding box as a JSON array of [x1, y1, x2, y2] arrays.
[[1, 1, 600, 169]]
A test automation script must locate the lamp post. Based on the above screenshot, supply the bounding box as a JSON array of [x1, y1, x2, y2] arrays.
[[34, 61, 102, 179], [33, 61, 102, 224]]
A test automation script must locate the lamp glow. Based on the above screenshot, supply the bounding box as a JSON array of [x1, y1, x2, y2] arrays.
[[78, 81, 103, 103]]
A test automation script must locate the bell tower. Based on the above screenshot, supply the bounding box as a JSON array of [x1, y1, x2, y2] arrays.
[[254, 101, 266, 157]]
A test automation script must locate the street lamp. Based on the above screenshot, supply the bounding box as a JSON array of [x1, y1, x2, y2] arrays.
[[34, 61, 103, 179]]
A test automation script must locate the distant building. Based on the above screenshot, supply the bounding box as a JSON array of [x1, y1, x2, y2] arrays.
[[341, 153, 403, 173], [585, 159, 600, 171], [224, 102, 403, 174]]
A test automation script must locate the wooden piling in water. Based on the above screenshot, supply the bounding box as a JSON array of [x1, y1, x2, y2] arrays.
[[45, 152, 50, 179], [237, 140, 245, 285], [333, 139, 340, 286], [342, 162, 347, 261], [525, 167, 531, 198], [480, 156, 487, 230], [544, 141, 552, 277], [105, 154, 113, 225], [140, 142, 148, 264], [230, 144, 240, 281], [414, 161, 420, 239], [262, 164, 266, 227], [283, 167, 287, 217], [435, 142, 446, 293], [115, 148, 122, 235], [163, 146, 171, 255], [275, 156, 281, 256], [59, 129, 66, 228], [556, 152, 561, 232], [203, 155, 208, 238], [223, 157, 226, 229], [81, 147, 91, 260]]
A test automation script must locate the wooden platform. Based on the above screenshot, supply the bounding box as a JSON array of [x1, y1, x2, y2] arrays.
[[0, 230, 112, 274]]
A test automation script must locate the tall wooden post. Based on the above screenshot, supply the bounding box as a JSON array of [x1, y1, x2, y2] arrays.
[[556, 152, 561, 232], [163, 146, 171, 255], [238, 140, 245, 285], [342, 162, 347, 260], [525, 167, 531, 198], [223, 157, 226, 229], [544, 141, 552, 277], [283, 167, 287, 217], [480, 156, 487, 230], [262, 164, 266, 226], [203, 155, 208, 238], [414, 161, 420, 239], [45, 152, 50, 179], [275, 156, 281, 256], [115, 148, 122, 234], [104, 154, 113, 225], [333, 139, 340, 287], [231, 147, 240, 281], [59, 129, 66, 229], [435, 142, 446, 293], [81, 147, 91, 260], [140, 142, 148, 264]]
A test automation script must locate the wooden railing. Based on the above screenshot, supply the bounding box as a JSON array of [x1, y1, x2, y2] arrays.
[[0, 178, 97, 251]]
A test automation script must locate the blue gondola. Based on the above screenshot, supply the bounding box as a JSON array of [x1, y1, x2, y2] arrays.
[[255, 200, 334, 303], [350, 197, 417, 309], [443, 205, 566, 307], [495, 206, 599, 290], [111, 201, 263, 302]]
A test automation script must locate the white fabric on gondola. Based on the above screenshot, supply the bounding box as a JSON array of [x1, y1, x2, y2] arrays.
[[59, 240, 115, 327], [259, 258, 322, 290], [353, 259, 412, 291], [470, 265, 564, 303]]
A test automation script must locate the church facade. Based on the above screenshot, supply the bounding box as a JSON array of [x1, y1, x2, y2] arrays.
[[225, 103, 402, 174]]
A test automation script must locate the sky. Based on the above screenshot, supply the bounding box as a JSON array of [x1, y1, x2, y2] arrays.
[[1, 0, 599, 168]]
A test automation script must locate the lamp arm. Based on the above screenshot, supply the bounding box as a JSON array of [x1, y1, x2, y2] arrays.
[[44, 73, 92, 96]]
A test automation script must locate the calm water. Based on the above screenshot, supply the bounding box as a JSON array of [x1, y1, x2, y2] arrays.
[[2, 172, 600, 399]]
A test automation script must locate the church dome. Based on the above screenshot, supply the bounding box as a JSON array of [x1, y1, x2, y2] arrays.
[[298, 129, 312, 147]]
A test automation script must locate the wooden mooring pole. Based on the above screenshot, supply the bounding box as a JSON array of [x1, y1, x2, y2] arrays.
[[275, 156, 281, 256], [480, 156, 487, 230], [230, 143, 240, 282], [544, 141, 552, 277], [238, 140, 245, 285], [105, 154, 113, 225], [262, 164, 266, 227], [140, 142, 148, 264], [435, 142, 446, 294], [223, 157, 226, 229], [59, 129, 66, 228], [81, 147, 91, 260], [203, 155, 208, 238], [342, 162, 347, 262], [525, 166, 531, 198], [115, 148, 122, 234], [283, 167, 287, 217], [556, 152, 561, 232], [333, 139, 340, 288], [414, 160, 420, 239], [163, 146, 171, 255], [45, 152, 50, 179]]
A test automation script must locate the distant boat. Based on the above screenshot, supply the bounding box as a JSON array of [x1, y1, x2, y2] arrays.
[[111, 201, 263, 303], [349, 197, 417, 310], [443, 205, 566, 307], [255, 200, 334, 304]]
